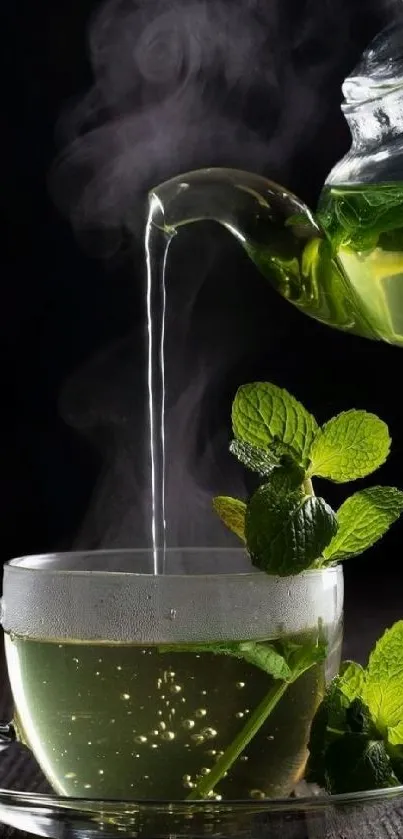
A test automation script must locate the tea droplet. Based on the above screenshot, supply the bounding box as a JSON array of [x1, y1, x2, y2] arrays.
[[201, 727, 217, 739], [250, 789, 266, 800], [181, 719, 195, 730], [195, 708, 207, 718]]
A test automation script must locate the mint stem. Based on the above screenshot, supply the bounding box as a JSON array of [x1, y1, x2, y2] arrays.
[[186, 679, 290, 801], [303, 476, 314, 496]]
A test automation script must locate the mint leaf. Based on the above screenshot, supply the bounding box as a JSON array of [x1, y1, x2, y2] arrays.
[[363, 621, 403, 746], [212, 496, 246, 542], [324, 735, 399, 794], [345, 698, 378, 736], [245, 482, 337, 576], [237, 641, 291, 680], [319, 183, 403, 254], [159, 640, 291, 680], [306, 680, 351, 786], [323, 487, 403, 562], [265, 460, 306, 495], [339, 661, 366, 702], [232, 382, 318, 468], [310, 410, 390, 483], [229, 438, 305, 485], [229, 439, 280, 477]]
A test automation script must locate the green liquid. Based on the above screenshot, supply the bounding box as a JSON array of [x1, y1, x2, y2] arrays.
[[318, 182, 403, 343], [5, 632, 340, 800]]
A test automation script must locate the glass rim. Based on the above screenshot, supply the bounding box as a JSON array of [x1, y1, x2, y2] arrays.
[[2, 549, 343, 642], [5, 549, 341, 580]]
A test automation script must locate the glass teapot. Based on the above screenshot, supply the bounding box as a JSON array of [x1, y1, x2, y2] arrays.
[[148, 22, 403, 345]]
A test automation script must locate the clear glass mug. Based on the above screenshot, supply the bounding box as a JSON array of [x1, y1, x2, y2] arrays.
[[0, 549, 343, 808]]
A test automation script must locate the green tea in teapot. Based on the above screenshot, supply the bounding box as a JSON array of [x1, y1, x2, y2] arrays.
[[318, 182, 403, 343]]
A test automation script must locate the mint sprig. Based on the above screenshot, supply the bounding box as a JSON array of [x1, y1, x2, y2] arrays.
[[159, 630, 327, 801], [306, 621, 403, 794], [182, 632, 327, 801], [214, 381, 403, 576]]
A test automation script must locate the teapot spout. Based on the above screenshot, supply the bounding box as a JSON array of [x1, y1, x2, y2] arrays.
[[149, 168, 378, 339]]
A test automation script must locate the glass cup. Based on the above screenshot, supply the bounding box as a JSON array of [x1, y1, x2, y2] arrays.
[[1, 549, 343, 807]]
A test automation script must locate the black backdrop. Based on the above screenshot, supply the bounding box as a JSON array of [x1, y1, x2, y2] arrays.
[[2, 0, 403, 664]]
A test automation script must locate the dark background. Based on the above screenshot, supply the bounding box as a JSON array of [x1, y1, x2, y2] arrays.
[[2, 0, 403, 665]]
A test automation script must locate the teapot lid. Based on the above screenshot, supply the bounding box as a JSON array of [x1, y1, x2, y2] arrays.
[[343, 20, 403, 107]]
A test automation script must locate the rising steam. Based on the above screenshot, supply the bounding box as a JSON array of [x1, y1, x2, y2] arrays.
[[55, 0, 395, 549], [50, 0, 394, 234]]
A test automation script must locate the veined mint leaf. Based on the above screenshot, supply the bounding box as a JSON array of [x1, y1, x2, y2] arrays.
[[388, 720, 403, 745], [159, 640, 291, 680], [229, 439, 280, 477], [345, 698, 378, 736], [323, 487, 403, 562], [232, 382, 318, 468], [237, 641, 291, 680], [245, 482, 337, 576], [324, 735, 399, 794], [339, 661, 366, 702], [363, 621, 403, 746], [230, 438, 306, 482], [266, 461, 306, 495], [310, 410, 390, 483], [212, 496, 246, 542]]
